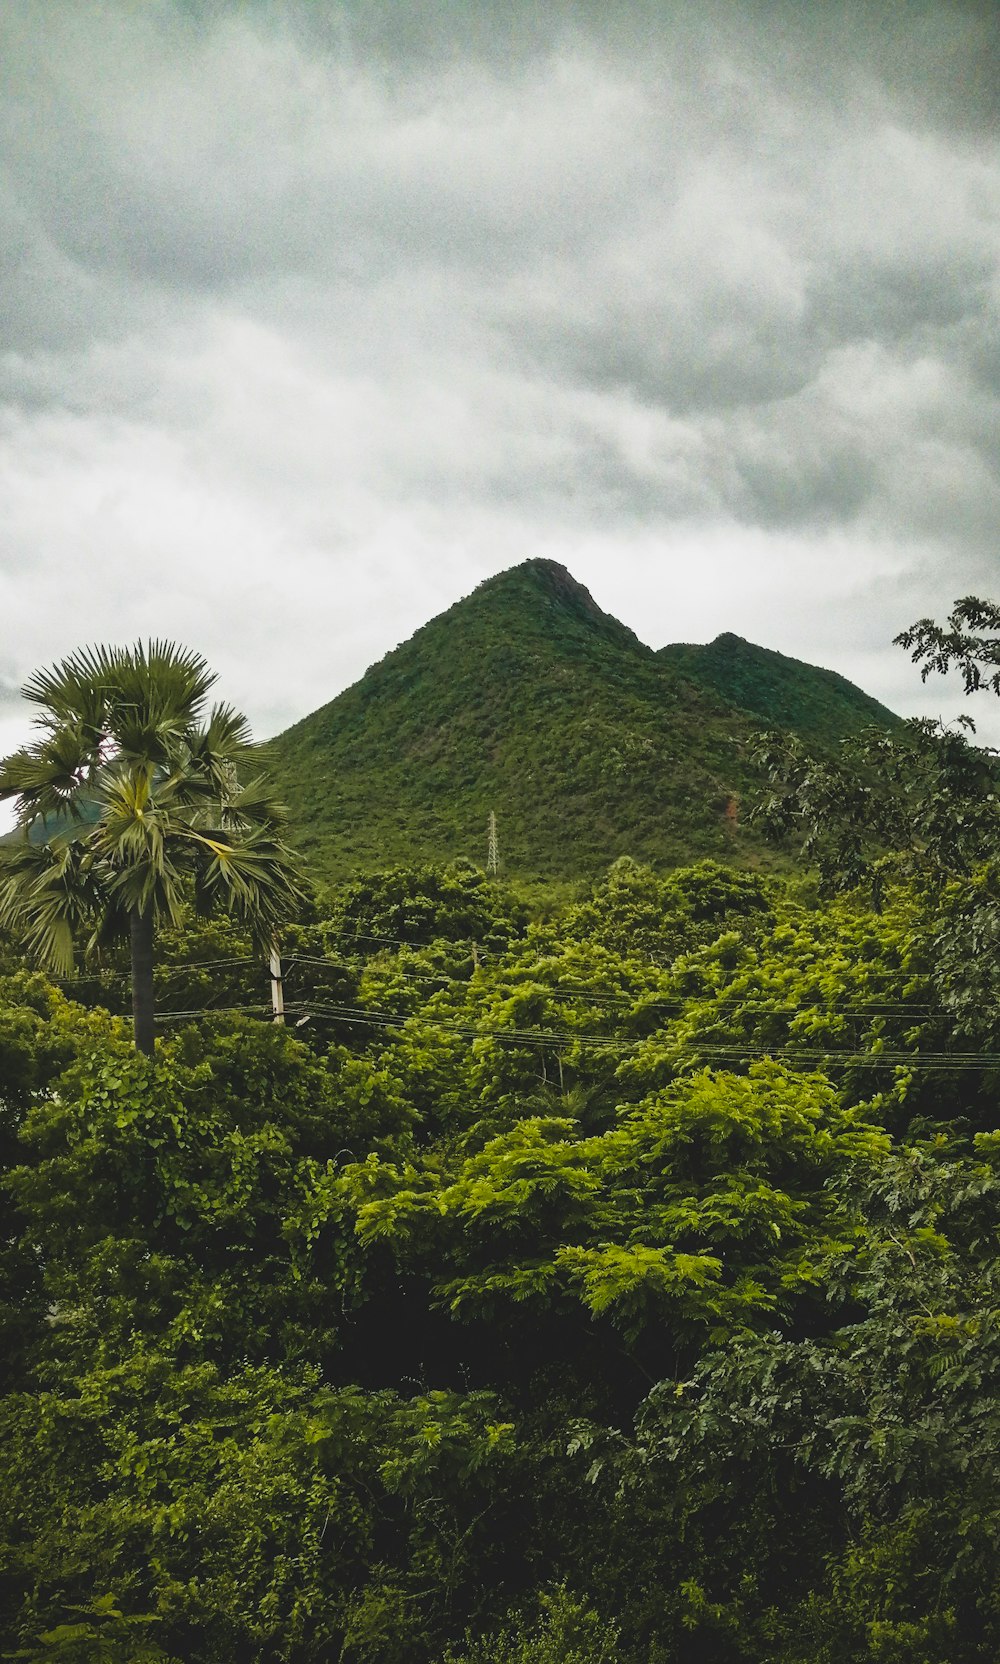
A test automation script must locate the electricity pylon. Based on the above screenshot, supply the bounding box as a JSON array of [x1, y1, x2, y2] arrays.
[[486, 810, 499, 875]]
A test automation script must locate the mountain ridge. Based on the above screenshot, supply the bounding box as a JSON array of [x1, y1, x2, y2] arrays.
[[659, 631, 899, 743], [264, 560, 899, 884]]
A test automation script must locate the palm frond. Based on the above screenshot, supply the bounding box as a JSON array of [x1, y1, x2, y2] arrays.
[[21, 644, 125, 732], [105, 854, 189, 929], [151, 762, 218, 816], [0, 728, 100, 821], [103, 643, 217, 769], [176, 703, 253, 803], [192, 827, 307, 947], [0, 838, 106, 975], [202, 702, 254, 757], [5, 642, 299, 979], [106, 641, 216, 730], [112, 705, 194, 770], [218, 773, 290, 834], [21, 643, 217, 766], [95, 769, 210, 925], [86, 891, 133, 956], [94, 769, 167, 871]]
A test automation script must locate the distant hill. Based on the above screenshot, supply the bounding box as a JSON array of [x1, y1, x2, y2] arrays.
[[263, 560, 899, 885], [659, 633, 899, 745]]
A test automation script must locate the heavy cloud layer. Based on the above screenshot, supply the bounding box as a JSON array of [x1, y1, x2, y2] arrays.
[[2, 0, 999, 770]]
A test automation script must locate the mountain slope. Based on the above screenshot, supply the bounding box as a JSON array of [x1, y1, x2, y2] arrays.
[[264, 561, 898, 884], [659, 633, 900, 745]]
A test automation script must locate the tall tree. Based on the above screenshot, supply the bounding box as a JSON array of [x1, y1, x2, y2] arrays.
[[0, 642, 306, 1053], [894, 595, 1000, 695], [751, 598, 1000, 897]]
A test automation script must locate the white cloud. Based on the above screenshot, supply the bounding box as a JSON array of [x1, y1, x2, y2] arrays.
[[1, 0, 999, 801]]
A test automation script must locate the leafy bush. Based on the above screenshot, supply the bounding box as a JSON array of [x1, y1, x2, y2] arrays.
[[2, 860, 999, 1660]]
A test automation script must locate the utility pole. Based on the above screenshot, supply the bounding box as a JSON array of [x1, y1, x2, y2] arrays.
[[486, 809, 499, 876], [269, 944, 285, 1024]]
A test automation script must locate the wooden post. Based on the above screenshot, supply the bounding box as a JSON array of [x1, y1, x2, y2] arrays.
[[270, 945, 285, 1024]]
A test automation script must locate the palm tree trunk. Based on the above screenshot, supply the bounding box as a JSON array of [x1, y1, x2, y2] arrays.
[[130, 906, 155, 1056]]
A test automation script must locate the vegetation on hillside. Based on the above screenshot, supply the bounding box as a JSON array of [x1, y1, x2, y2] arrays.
[[264, 561, 899, 884], [660, 631, 899, 743]]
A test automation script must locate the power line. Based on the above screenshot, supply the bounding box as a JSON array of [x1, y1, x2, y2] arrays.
[[298, 932, 534, 958], [154, 1003, 272, 1023], [37, 952, 959, 1041], [50, 955, 263, 985], [28, 921, 938, 983], [284, 954, 953, 1018], [308, 921, 933, 976], [289, 999, 1000, 1069], [288, 947, 932, 998], [134, 992, 1000, 1073]]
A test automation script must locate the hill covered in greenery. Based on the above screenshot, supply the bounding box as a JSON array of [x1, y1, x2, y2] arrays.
[[659, 631, 900, 743], [265, 561, 899, 885]]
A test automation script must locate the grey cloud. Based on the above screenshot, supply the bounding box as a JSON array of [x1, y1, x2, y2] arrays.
[[1, 0, 999, 770], [729, 433, 879, 530], [5, 1, 995, 311], [807, 257, 994, 359], [954, 315, 1000, 401], [3, 6, 653, 309], [277, 0, 1000, 132], [0, 673, 22, 711]]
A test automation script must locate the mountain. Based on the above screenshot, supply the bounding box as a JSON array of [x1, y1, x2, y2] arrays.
[[263, 560, 899, 885], [659, 633, 899, 744]]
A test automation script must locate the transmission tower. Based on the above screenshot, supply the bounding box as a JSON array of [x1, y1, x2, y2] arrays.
[[486, 810, 499, 875]]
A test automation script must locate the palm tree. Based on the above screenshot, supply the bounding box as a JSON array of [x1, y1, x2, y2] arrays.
[[0, 641, 307, 1054]]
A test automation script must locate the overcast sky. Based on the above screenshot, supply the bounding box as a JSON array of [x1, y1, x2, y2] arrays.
[[2, 0, 1000, 786]]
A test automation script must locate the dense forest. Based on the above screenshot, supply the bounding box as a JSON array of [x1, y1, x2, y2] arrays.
[[2, 604, 1000, 1660], [3, 847, 1000, 1661]]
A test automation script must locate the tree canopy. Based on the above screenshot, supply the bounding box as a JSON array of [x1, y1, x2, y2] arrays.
[[1, 847, 998, 1661], [0, 642, 305, 1051]]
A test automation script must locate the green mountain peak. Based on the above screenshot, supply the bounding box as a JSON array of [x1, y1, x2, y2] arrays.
[[264, 562, 899, 884], [421, 558, 648, 660], [659, 631, 899, 743]]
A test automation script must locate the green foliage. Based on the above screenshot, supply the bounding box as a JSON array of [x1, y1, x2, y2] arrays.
[[562, 855, 775, 958], [895, 594, 1000, 697], [0, 976, 133, 1387], [264, 560, 895, 884], [342, 1063, 880, 1353], [926, 863, 1000, 1048], [660, 630, 899, 746], [0, 641, 306, 1055], [10, 1594, 178, 1663], [752, 595, 1000, 903], [322, 859, 529, 954], [0, 1355, 525, 1662], [7, 1018, 380, 1369], [752, 716, 1000, 898], [608, 1137, 1000, 1661], [445, 1587, 621, 1664], [1, 854, 999, 1661]]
